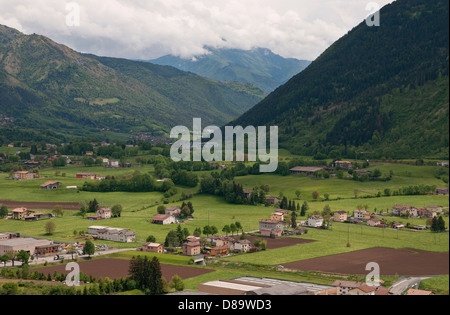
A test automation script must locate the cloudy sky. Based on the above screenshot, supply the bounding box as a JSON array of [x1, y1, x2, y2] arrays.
[[0, 0, 394, 61]]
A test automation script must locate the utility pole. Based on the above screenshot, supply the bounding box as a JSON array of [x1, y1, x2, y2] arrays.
[[347, 225, 350, 247]]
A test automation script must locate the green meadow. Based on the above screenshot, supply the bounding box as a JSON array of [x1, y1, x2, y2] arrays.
[[223, 222, 449, 266], [0, 152, 448, 292]]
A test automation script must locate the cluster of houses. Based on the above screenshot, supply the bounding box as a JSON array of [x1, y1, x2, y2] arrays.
[[141, 233, 260, 261], [391, 205, 444, 219], [256, 204, 447, 233], [259, 210, 308, 237], [4, 208, 54, 221], [322, 204, 447, 230]]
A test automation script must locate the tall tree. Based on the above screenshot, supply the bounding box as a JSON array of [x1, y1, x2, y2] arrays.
[[83, 240, 95, 258], [148, 257, 164, 295], [222, 225, 231, 236], [291, 211, 297, 229], [45, 221, 56, 235], [301, 201, 309, 217]]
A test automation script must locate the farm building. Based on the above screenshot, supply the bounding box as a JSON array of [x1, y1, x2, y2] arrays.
[[333, 161, 353, 170], [87, 226, 136, 243], [289, 166, 326, 175], [40, 181, 61, 190], [152, 214, 176, 225]]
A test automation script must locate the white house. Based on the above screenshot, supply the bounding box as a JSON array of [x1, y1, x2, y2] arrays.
[[108, 159, 120, 168], [354, 209, 371, 220], [231, 239, 252, 253], [97, 207, 112, 219], [307, 215, 324, 228], [88, 226, 136, 243], [152, 214, 176, 225]]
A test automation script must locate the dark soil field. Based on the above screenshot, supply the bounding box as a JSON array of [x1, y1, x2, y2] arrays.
[[245, 235, 315, 249], [0, 200, 80, 210], [35, 258, 215, 280], [282, 247, 449, 276]]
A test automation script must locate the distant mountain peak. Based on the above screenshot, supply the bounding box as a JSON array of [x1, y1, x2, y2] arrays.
[[150, 47, 311, 92]]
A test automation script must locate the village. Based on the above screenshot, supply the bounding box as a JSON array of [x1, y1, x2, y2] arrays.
[[0, 141, 448, 296]]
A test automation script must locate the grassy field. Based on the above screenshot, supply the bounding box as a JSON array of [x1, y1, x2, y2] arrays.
[[0, 152, 448, 293], [419, 275, 450, 295], [223, 222, 449, 266]]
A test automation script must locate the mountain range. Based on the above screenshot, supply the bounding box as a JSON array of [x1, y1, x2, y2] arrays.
[[1, 0, 448, 160], [231, 0, 449, 159], [0, 24, 265, 142], [150, 48, 311, 93]]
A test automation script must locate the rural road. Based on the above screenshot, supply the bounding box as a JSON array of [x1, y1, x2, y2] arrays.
[[389, 277, 430, 295]]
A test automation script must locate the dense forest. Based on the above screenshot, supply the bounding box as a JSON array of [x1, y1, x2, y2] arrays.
[[231, 0, 449, 159]]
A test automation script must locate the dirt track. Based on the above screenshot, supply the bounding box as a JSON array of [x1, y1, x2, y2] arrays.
[[35, 258, 215, 280], [0, 200, 80, 210], [282, 247, 449, 276]]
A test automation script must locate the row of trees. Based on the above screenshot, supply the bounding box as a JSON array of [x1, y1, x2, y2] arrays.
[[200, 175, 268, 206], [81, 173, 174, 193], [430, 216, 447, 233], [128, 256, 164, 294], [0, 256, 184, 295]]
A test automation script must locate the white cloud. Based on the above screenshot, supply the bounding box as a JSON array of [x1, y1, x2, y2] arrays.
[[0, 0, 394, 60]]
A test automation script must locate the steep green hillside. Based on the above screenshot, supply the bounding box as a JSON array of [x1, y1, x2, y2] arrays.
[[0, 25, 265, 142], [151, 47, 311, 92], [231, 0, 449, 159]]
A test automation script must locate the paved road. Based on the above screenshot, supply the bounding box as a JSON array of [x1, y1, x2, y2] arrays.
[[389, 277, 430, 295]]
